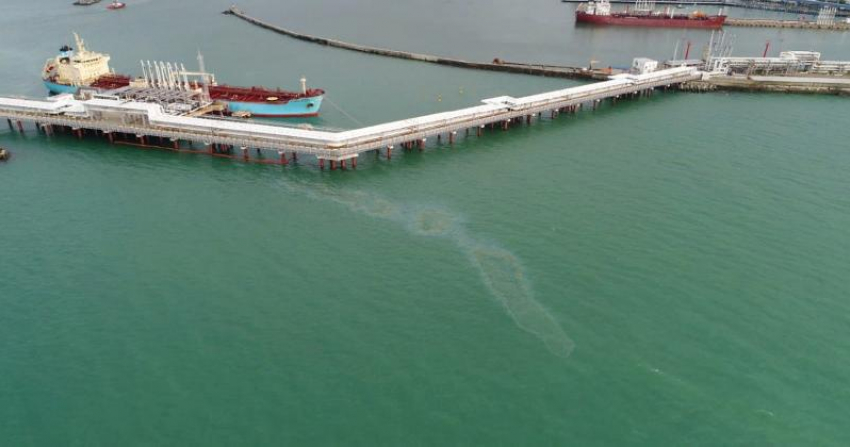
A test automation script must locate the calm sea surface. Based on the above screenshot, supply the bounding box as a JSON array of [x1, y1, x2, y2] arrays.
[[1, 0, 849, 445]]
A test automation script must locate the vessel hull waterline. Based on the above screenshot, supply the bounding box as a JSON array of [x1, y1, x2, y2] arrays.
[[576, 12, 726, 29]]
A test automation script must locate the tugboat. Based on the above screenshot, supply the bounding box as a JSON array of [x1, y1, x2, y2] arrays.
[[106, 1, 126, 10], [576, 0, 726, 29]]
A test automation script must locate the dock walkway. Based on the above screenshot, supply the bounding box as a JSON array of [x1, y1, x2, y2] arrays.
[[0, 67, 700, 167], [725, 18, 850, 31]]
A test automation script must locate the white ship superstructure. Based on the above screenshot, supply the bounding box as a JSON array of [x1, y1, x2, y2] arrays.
[[42, 33, 112, 87]]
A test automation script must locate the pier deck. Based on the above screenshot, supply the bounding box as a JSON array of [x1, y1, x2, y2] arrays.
[[0, 67, 700, 167], [725, 18, 850, 31]]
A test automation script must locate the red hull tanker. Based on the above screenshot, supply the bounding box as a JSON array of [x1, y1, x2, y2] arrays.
[[576, 1, 726, 29]]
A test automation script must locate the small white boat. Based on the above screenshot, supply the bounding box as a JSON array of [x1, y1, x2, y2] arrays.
[[106, 1, 126, 10]]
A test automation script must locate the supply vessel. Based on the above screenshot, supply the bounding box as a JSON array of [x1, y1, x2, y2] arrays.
[[576, 0, 727, 29], [42, 34, 324, 117]]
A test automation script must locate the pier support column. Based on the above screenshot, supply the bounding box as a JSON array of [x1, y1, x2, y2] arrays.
[[319, 158, 325, 170], [351, 157, 357, 169], [172, 139, 179, 150], [330, 160, 336, 170], [279, 151, 288, 165], [292, 152, 297, 162], [206, 143, 213, 154], [386, 145, 393, 159], [437, 134, 441, 143], [137, 135, 146, 145], [241, 146, 249, 161], [17, 121, 24, 133], [107, 132, 114, 143], [6, 118, 12, 130], [449, 131, 456, 144], [526, 115, 532, 124], [418, 138, 426, 151], [477, 125, 483, 137]]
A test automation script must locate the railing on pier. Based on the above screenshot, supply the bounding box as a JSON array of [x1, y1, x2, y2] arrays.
[[1, 67, 701, 160]]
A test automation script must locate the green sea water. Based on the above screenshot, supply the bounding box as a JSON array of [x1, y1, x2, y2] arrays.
[[2, 0, 850, 445]]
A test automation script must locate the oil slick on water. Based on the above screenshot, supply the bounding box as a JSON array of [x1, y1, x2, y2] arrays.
[[283, 180, 575, 358]]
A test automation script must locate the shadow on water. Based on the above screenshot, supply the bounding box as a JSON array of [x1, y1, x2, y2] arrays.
[[281, 178, 575, 358]]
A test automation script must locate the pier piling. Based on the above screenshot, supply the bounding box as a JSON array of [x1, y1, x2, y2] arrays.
[[0, 65, 703, 172]]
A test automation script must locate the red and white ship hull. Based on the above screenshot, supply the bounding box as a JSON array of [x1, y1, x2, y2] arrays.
[[576, 12, 726, 29]]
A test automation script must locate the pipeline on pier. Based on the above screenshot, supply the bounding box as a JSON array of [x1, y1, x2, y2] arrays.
[[1, 66, 700, 169]]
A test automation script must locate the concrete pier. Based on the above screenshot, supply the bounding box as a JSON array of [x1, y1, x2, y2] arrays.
[[0, 66, 700, 169], [725, 18, 850, 31], [223, 6, 607, 80], [685, 74, 850, 94]]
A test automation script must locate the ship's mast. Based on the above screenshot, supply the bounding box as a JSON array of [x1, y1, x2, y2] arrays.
[[197, 50, 211, 103], [73, 32, 86, 53]]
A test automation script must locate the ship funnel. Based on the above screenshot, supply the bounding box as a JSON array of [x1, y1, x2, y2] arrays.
[[300, 76, 307, 95]]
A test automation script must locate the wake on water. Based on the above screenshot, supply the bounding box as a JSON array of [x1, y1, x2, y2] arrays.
[[282, 180, 575, 358]]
